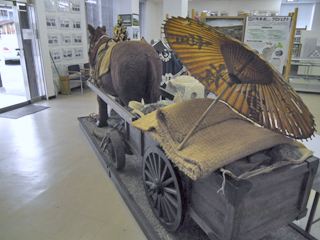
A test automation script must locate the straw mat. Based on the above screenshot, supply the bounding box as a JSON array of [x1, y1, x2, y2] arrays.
[[132, 98, 312, 180]]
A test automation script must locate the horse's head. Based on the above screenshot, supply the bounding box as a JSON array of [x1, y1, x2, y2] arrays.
[[88, 24, 111, 67]]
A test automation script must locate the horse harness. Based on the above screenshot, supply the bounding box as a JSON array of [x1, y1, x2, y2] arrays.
[[89, 35, 116, 87]]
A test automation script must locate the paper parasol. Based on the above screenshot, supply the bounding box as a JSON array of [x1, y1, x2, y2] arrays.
[[163, 17, 315, 150]]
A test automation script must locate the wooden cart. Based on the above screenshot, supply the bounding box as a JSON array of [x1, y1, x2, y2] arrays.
[[86, 81, 319, 240]]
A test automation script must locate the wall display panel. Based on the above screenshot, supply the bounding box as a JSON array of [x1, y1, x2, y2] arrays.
[[244, 16, 292, 74], [70, 1, 81, 13], [45, 0, 56, 12], [132, 14, 139, 26], [59, 17, 70, 29], [57, 0, 69, 13], [62, 48, 73, 60], [74, 47, 83, 59], [37, 0, 88, 97], [48, 33, 59, 46], [50, 49, 61, 62], [204, 17, 245, 41], [119, 14, 132, 26], [46, 15, 58, 29], [72, 33, 82, 44], [61, 33, 72, 45], [72, 18, 81, 30]]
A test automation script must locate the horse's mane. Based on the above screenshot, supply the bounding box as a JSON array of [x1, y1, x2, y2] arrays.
[[89, 27, 112, 66]]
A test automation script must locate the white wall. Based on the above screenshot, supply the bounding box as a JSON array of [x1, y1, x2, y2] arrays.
[[163, 0, 188, 19], [311, 3, 320, 31], [35, 0, 88, 98], [144, 1, 163, 43], [188, 0, 281, 16], [280, 3, 315, 30]]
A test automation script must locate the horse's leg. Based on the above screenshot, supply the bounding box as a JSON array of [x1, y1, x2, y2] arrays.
[[96, 72, 119, 127], [96, 95, 108, 127], [96, 73, 115, 127]]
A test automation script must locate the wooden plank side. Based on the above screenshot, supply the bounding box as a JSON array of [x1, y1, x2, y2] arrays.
[[188, 208, 221, 240], [234, 165, 312, 239], [240, 209, 298, 240], [192, 174, 229, 216], [190, 190, 225, 238], [192, 157, 318, 240]]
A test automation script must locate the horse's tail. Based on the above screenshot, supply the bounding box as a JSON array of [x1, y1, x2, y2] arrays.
[[145, 54, 161, 103]]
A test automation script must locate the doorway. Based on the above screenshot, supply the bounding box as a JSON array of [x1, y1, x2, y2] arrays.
[[0, 1, 44, 113]]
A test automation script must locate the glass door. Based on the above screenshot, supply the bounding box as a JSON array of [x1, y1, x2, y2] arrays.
[[0, 1, 44, 112]]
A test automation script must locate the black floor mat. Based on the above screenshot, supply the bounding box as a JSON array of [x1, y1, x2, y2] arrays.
[[0, 105, 49, 119]]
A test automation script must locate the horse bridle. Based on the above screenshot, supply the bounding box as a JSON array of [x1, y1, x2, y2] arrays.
[[88, 35, 112, 68]]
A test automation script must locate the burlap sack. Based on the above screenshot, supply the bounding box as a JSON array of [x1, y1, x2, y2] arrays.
[[132, 98, 312, 180]]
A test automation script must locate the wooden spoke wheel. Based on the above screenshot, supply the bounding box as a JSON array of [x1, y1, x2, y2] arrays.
[[142, 146, 185, 232], [107, 131, 126, 170]]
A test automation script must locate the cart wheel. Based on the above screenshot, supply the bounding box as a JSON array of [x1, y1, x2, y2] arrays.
[[142, 146, 185, 232], [107, 131, 126, 170]]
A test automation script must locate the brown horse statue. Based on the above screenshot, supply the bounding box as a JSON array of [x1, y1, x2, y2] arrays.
[[87, 24, 162, 127]]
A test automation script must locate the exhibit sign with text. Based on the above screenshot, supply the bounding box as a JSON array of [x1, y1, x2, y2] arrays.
[[244, 16, 292, 74]]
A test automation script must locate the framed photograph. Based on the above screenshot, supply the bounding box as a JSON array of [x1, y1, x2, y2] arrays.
[[61, 33, 72, 45], [204, 16, 245, 41], [132, 14, 139, 26], [48, 33, 59, 46], [221, 10, 229, 16], [119, 14, 132, 26], [46, 15, 57, 29], [74, 47, 83, 59], [50, 49, 61, 62], [57, 0, 69, 12], [133, 27, 139, 40], [62, 48, 73, 60], [52, 64, 62, 77], [59, 17, 70, 29], [238, 11, 245, 17], [72, 33, 82, 44], [70, 1, 81, 13], [72, 18, 81, 30], [45, 0, 56, 12], [210, 11, 219, 17]]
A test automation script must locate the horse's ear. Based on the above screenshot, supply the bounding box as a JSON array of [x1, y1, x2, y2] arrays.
[[101, 26, 106, 33], [88, 24, 95, 36]]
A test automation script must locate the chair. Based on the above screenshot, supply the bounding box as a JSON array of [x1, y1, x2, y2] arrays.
[[82, 63, 90, 78], [67, 64, 90, 94]]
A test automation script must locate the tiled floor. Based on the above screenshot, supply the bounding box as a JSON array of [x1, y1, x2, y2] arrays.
[[0, 89, 146, 240], [0, 89, 319, 240]]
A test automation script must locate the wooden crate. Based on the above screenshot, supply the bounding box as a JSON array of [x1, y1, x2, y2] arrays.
[[60, 76, 70, 95], [189, 156, 319, 240]]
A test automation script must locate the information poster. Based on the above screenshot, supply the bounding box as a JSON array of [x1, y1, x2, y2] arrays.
[[244, 16, 292, 74]]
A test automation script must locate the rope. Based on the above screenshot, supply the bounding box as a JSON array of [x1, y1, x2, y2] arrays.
[[86, 113, 98, 122], [217, 170, 226, 195]]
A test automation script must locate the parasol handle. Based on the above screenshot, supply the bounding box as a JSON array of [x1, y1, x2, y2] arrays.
[[178, 84, 232, 151]]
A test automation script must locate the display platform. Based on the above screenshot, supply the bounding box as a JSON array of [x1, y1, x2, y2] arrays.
[[79, 116, 310, 240]]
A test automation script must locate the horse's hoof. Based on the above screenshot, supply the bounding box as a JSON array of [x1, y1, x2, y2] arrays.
[[96, 120, 108, 128]]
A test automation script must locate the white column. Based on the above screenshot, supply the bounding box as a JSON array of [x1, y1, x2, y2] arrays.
[[163, 0, 188, 20]]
